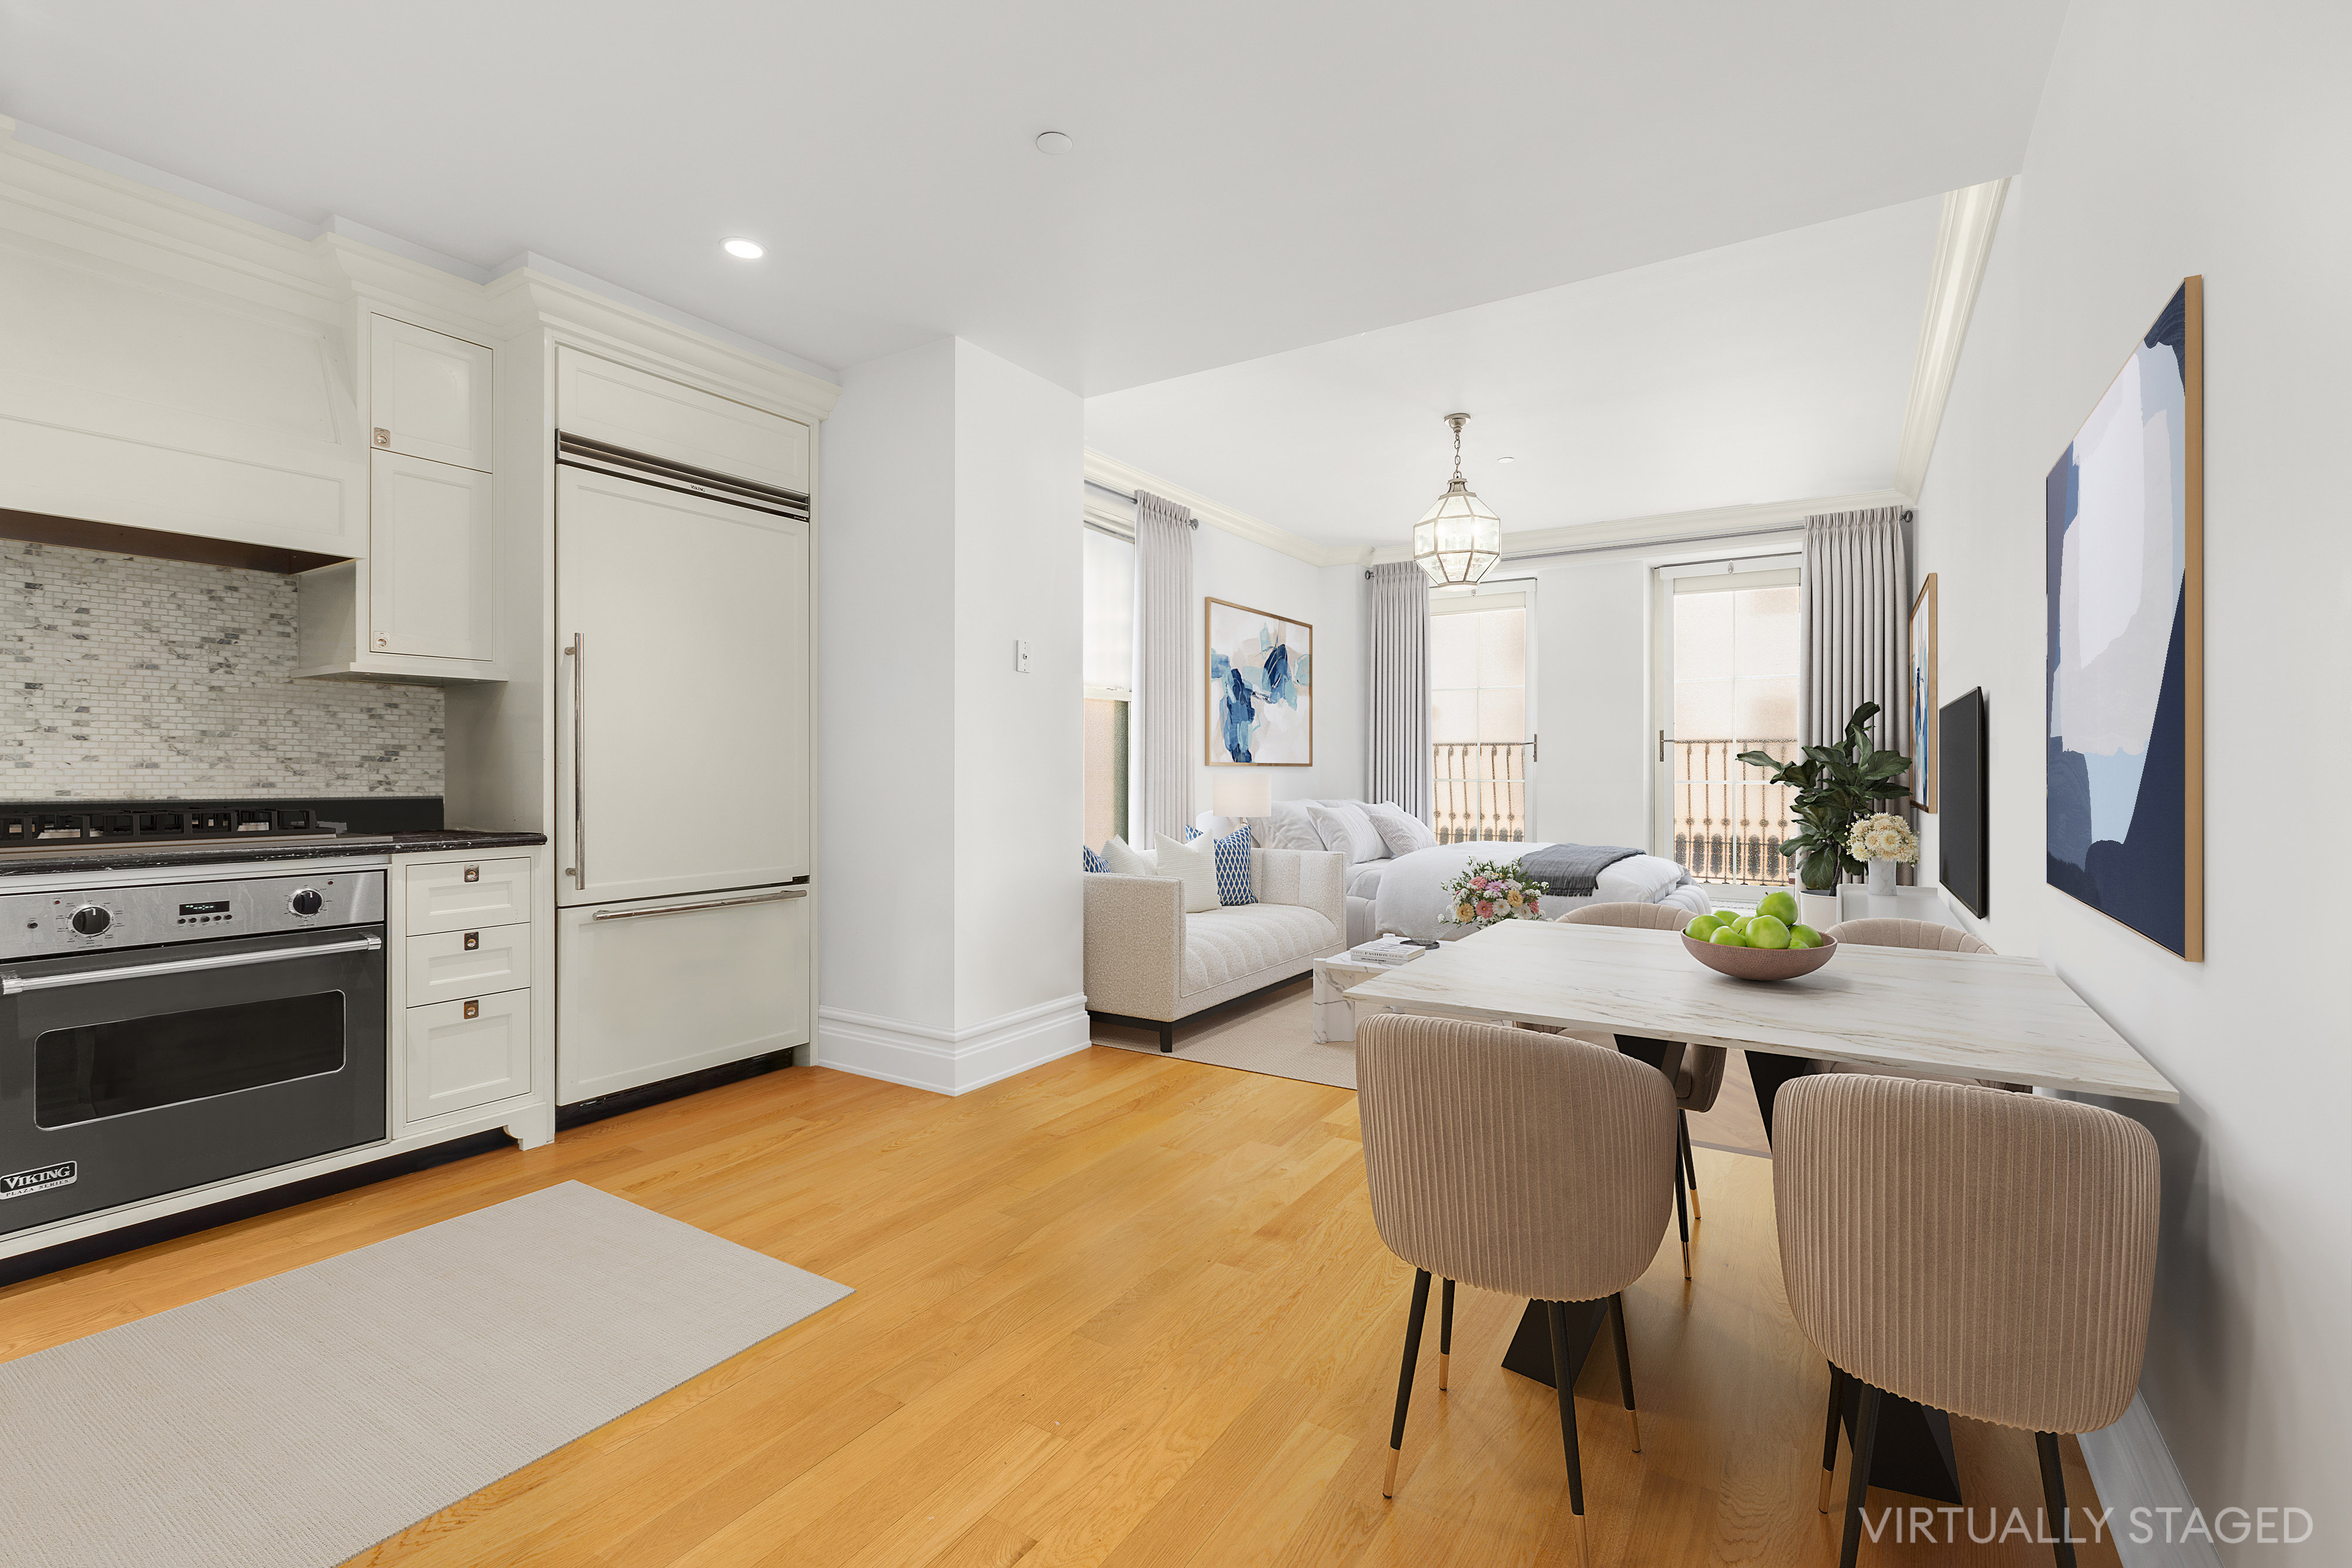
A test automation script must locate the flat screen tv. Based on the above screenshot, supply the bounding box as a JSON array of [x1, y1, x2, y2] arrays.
[[1938, 687, 1989, 917]]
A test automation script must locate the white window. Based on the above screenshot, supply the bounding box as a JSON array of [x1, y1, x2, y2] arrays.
[[1429, 583, 1534, 843], [1650, 557, 1800, 884], [1082, 526, 1135, 846]]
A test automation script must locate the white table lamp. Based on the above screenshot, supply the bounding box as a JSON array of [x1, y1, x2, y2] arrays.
[[1198, 771, 1274, 840]]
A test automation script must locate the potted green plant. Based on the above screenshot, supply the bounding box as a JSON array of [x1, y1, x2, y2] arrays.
[[1738, 702, 1912, 892]]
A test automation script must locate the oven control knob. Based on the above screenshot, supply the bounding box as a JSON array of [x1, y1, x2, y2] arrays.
[[289, 888, 326, 917], [69, 904, 111, 935]]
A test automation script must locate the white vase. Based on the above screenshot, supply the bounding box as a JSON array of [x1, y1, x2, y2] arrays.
[[1866, 859, 1897, 896]]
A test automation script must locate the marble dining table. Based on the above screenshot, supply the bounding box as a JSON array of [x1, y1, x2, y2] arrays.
[[1341, 917, 2179, 1503]]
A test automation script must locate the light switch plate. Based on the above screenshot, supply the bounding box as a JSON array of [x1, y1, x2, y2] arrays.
[[1014, 638, 1031, 673]]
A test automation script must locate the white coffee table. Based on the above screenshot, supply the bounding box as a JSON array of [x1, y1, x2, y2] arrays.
[[1312, 948, 1426, 1042]]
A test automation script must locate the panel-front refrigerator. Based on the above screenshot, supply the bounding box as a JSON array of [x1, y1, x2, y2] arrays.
[[553, 453, 811, 1106]]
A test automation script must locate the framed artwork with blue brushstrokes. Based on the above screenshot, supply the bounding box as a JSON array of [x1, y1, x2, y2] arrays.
[[2045, 276, 2203, 959], [1205, 597, 1312, 765]]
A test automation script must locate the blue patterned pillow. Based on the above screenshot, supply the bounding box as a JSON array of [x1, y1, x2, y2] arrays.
[[1081, 844, 1108, 873], [1210, 824, 1255, 906], [1182, 825, 1201, 841]]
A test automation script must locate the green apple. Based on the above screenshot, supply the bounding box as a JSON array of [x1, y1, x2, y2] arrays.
[[1708, 925, 1749, 948], [1732, 916, 1756, 935], [1756, 890, 1799, 924], [1788, 924, 1825, 949], [1746, 914, 1791, 950], [1685, 915, 1723, 941]]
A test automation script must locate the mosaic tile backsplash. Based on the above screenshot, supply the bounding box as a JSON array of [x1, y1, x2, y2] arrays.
[[0, 540, 444, 798]]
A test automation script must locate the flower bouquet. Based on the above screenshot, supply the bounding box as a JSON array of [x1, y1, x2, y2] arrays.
[[1845, 811, 1919, 895], [1441, 858, 1546, 932]]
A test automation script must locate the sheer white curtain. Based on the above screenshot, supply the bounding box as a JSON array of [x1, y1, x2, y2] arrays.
[[1799, 504, 1912, 877], [1367, 561, 1431, 820], [1134, 491, 1195, 842]]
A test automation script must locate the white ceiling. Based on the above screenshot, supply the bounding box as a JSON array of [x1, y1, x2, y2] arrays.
[[1084, 195, 1946, 546], [0, 1, 2063, 394]]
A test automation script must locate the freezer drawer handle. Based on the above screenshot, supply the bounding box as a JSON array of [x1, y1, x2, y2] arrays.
[[590, 889, 807, 922], [1, 934, 385, 995]]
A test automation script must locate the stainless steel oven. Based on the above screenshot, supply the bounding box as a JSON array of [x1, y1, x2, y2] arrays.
[[0, 868, 386, 1235]]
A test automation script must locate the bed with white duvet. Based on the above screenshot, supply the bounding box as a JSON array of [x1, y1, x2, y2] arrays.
[[1358, 841, 1709, 944]]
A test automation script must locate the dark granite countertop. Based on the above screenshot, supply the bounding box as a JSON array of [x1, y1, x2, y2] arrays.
[[0, 830, 546, 880]]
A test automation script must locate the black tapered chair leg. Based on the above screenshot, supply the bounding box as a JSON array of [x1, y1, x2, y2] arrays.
[[1606, 1292, 1641, 1452], [1438, 1278, 1455, 1392], [1671, 1152, 1691, 1278], [1545, 1301, 1586, 1516], [1818, 1363, 1848, 1512], [2037, 1431, 2080, 1568], [1838, 1382, 1883, 1568], [1383, 1269, 1432, 1499], [1679, 1112, 1702, 1219]]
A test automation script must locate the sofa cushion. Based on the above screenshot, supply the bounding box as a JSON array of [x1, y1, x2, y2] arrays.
[[1181, 903, 1339, 997]]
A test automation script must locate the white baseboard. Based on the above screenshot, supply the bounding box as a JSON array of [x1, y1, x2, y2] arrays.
[[2077, 1392, 2224, 1568], [815, 993, 1091, 1096]]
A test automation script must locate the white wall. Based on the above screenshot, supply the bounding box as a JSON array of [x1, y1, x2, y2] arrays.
[[1911, 0, 2351, 1554], [951, 341, 1085, 1030], [814, 339, 959, 1035]]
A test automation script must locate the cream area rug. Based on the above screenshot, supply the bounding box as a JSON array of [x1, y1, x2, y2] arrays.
[[0, 1181, 851, 1568], [1093, 979, 1359, 1089]]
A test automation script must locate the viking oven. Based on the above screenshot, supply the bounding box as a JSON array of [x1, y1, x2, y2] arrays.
[[0, 868, 386, 1235]]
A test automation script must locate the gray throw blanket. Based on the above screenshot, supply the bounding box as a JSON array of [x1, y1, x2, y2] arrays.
[[1519, 841, 1642, 898]]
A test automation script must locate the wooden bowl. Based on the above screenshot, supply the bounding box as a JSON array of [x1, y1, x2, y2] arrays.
[[1680, 931, 1838, 981]]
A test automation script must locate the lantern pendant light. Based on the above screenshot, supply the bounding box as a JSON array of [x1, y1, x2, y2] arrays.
[[1412, 412, 1502, 587]]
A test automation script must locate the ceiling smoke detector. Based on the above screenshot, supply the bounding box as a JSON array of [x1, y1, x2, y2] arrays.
[[1035, 131, 1073, 155], [722, 238, 764, 260]]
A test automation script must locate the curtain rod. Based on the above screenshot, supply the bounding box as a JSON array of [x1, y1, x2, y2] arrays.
[[1085, 477, 1197, 527]]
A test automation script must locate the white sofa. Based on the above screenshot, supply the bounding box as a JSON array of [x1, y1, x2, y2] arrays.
[[1084, 847, 1346, 1051]]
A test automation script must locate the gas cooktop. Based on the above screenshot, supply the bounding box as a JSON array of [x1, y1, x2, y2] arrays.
[[0, 803, 350, 855]]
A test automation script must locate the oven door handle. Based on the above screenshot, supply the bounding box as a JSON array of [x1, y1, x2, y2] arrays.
[[0, 934, 383, 995]]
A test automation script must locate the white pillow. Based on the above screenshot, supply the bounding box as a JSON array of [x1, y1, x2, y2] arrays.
[[1365, 801, 1438, 856], [1263, 801, 1325, 852], [1152, 833, 1222, 913], [1305, 801, 1387, 865], [1099, 836, 1157, 877]]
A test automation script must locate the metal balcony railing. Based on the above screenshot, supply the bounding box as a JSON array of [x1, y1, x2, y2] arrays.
[[1671, 738, 1799, 884], [1434, 741, 1531, 845]]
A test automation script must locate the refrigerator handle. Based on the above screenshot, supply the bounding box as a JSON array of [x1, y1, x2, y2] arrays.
[[565, 633, 586, 886]]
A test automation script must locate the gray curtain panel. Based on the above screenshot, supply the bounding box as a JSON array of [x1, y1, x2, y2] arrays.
[[1134, 490, 1195, 842], [1799, 504, 1912, 880], [1367, 561, 1431, 820]]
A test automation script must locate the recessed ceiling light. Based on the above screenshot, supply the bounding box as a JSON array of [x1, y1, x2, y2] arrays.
[[722, 238, 764, 260], [1035, 131, 1073, 155]]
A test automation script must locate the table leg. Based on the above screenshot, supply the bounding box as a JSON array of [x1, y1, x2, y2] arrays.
[[1839, 1374, 1965, 1503], [1499, 1298, 1607, 1389]]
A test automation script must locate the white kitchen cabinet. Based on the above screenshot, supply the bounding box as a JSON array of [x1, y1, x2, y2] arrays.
[[405, 989, 533, 1122], [371, 316, 495, 472], [368, 452, 496, 660], [406, 857, 533, 934], [405, 922, 533, 1008]]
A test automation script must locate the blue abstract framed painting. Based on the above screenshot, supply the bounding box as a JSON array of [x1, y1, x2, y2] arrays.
[[2046, 276, 2204, 959], [1205, 597, 1312, 766]]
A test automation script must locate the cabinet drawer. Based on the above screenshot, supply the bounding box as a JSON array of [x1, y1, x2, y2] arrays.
[[405, 989, 532, 1122], [405, 922, 532, 1007], [407, 857, 531, 934]]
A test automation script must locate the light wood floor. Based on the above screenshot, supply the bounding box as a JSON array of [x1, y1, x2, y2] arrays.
[[0, 1044, 2117, 1567]]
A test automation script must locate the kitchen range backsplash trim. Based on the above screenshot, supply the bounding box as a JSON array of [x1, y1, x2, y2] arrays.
[[0, 539, 443, 797]]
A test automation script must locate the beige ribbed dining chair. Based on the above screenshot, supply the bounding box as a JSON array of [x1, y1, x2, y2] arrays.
[[1558, 902, 1728, 1276], [1775, 1074, 2160, 1568], [1356, 1012, 1676, 1541]]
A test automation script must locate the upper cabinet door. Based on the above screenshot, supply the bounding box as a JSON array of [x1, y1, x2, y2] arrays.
[[370, 452, 496, 661], [370, 317, 495, 472]]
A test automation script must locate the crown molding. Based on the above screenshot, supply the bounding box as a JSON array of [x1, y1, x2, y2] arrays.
[[1083, 451, 1368, 569], [1364, 488, 1912, 566], [1892, 178, 2009, 498]]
